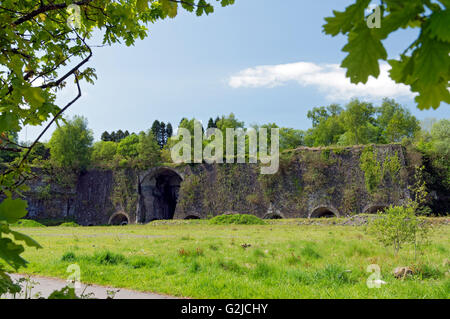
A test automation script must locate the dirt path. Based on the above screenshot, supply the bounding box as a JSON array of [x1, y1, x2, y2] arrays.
[[6, 274, 177, 299]]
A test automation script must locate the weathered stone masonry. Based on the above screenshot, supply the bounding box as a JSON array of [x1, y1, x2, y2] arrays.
[[24, 145, 419, 225]]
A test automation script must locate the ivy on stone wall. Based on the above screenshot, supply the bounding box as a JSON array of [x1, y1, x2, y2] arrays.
[[382, 152, 402, 184], [360, 146, 404, 195], [111, 169, 138, 215], [360, 146, 383, 193]]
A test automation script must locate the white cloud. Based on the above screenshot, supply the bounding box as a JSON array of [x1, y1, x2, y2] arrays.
[[228, 61, 415, 101]]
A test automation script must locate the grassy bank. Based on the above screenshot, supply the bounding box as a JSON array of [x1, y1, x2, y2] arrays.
[[5, 221, 450, 298]]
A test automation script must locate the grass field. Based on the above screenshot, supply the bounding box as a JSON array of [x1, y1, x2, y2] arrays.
[[6, 220, 450, 299]]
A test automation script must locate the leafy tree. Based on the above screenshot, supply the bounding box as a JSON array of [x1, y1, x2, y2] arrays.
[[0, 0, 236, 296], [150, 120, 172, 148], [324, 0, 450, 110], [429, 120, 450, 195], [48, 116, 93, 171], [101, 131, 111, 142], [377, 99, 420, 143], [415, 119, 450, 195], [179, 117, 204, 134], [116, 130, 126, 141], [327, 104, 344, 117], [341, 99, 376, 145], [166, 123, 173, 139], [91, 141, 118, 164], [117, 134, 140, 159], [305, 104, 345, 146], [214, 116, 220, 127], [110, 131, 117, 142], [279, 128, 305, 150], [151, 120, 161, 144], [305, 115, 345, 146], [430, 119, 450, 157], [307, 106, 330, 128], [215, 113, 244, 131], [207, 117, 217, 128], [367, 204, 430, 256], [0, 197, 41, 295], [159, 121, 167, 148], [137, 130, 161, 168]]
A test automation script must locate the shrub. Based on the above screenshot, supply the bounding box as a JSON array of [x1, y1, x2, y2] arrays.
[[366, 205, 431, 256], [48, 115, 93, 171], [91, 141, 117, 166], [35, 218, 74, 226], [209, 214, 266, 225], [59, 222, 80, 227], [11, 219, 46, 227]]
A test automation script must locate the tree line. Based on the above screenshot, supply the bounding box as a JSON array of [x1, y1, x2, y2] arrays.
[[1, 98, 448, 193], [100, 120, 173, 148]]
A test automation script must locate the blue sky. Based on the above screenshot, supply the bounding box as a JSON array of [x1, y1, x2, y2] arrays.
[[20, 0, 450, 142]]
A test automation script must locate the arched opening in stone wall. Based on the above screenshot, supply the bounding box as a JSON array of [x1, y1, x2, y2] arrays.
[[364, 206, 388, 214], [109, 213, 129, 225], [263, 212, 283, 219], [184, 215, 200, 220], [151, 169, 182, 220], [310, 207, 338, 218]]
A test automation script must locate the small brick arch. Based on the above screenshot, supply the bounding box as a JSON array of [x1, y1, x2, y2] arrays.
[[109, 212, 130, 225], [309, 206, 339, 218], [363, 205, 388, 214], [184, 215, 201, 220], [263, 212, 285, 219]]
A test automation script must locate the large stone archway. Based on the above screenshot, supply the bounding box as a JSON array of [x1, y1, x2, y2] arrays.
[[138, 167, 183, 223]]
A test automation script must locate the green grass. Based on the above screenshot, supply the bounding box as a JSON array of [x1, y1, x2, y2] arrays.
[[5, 221, 450, 298]]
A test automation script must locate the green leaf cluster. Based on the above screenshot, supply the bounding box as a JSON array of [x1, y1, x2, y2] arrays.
[[324, 0, 450, 110]]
